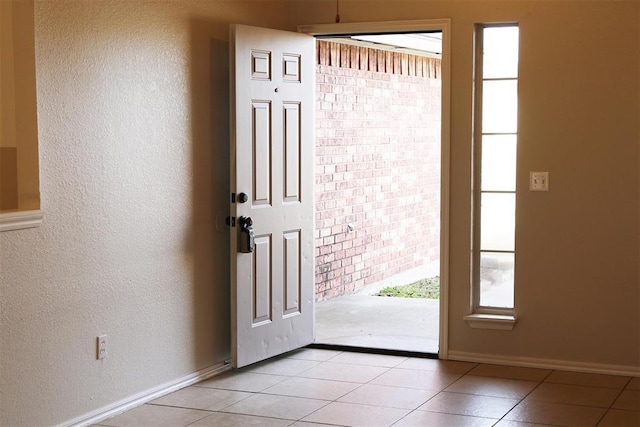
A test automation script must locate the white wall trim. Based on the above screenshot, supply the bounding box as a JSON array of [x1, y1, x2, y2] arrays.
[[463, 313, 517, 330], [448, 350, 640, 377], [437, 19, 451, 361], [0, 209, 44, 232], [299, 18, 452, 361], [60, 361, 231, 427], [298, 19, 452, 36]]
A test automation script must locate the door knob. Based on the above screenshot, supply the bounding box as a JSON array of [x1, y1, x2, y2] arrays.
[[238, 192, 249, 203]]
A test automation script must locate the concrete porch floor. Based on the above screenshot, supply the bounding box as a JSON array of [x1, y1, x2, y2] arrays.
[[315, 295, 440, 354]]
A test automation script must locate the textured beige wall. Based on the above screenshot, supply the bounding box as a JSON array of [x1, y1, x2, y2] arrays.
[[0, 1, 286, 425], [0, 0, 638, 425], [287, 0, 640, 367]]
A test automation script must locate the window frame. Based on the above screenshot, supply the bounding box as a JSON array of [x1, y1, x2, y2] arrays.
[[468, 23, 519, 328], [0, 0, 42, 232]]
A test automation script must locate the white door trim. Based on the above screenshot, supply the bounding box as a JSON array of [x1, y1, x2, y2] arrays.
[[299, 19, 452, 360]]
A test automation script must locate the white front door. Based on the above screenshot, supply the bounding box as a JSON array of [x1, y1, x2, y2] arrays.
[[230, 24, 315, 368]]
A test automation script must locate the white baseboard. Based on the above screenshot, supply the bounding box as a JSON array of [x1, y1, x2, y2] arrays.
[[60, 361, 232, 427], [448, 350, 640, 377]]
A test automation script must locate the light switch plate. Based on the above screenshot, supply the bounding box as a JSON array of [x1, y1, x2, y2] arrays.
[[530, 171, 549, 191]]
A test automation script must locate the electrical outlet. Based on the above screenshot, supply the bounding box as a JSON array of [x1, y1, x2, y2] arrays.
[[97, 335, 107, 360]]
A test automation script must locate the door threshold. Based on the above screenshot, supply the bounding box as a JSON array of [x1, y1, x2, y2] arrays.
[[307, 343, 439, 359]]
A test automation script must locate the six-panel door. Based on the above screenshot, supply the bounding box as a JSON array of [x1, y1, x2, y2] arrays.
[[230, 24, 315, 368]]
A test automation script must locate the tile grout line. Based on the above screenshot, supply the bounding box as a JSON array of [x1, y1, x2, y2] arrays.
[[260, 351, 360, 425], [493, 367, 558, 425], [294, 354, 426, 427], [593, 376, 635, 426], [467, 364, 554, 426], [361, 358, 415, 427], [112, 355, 636, 427], [496, 368, 635, 427], [387, 362, 478, 426]]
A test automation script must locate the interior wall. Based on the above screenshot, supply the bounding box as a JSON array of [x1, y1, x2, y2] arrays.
[[288, 0, 640, 369], [0, 1, 288, 426], [0, 1, 637, 425]]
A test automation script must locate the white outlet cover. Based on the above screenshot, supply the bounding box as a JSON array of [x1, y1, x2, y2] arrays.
[[530, 171, 549, 191], [97, 335, 107, 359]]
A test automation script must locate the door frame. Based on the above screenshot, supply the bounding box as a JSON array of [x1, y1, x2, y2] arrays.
[[299, 19, 451, 359]]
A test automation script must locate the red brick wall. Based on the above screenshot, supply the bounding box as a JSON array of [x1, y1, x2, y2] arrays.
[[315, 41, 442, 301]]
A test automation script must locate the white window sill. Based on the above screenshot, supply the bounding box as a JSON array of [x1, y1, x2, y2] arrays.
[[464, 313, 517, 330], [0, 210, 44, 232]]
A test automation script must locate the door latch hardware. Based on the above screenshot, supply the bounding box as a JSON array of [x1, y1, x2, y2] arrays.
[[238, 216, 254, 253]]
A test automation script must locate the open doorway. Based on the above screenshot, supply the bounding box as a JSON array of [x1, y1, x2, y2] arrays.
[[313, 33, 443, 354]]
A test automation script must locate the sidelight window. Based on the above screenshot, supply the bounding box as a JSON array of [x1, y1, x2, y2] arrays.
[[472, 24, 519, 313]]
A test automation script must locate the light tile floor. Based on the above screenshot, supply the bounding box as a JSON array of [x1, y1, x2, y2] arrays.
[[98, 349, 639, 427]]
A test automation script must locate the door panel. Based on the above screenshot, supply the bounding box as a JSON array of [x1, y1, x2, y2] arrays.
[[253, 235, 272, 325], [230, 24, 315, 368], [283, 230, 301, 317], [252, 101, 272, 205], [283, 102, 301, 202]]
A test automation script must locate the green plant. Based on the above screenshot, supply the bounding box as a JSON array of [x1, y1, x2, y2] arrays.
[[377, 277, 440, 299]]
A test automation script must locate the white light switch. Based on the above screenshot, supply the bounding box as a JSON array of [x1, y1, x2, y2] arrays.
[[530, 171, 549, 191]]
